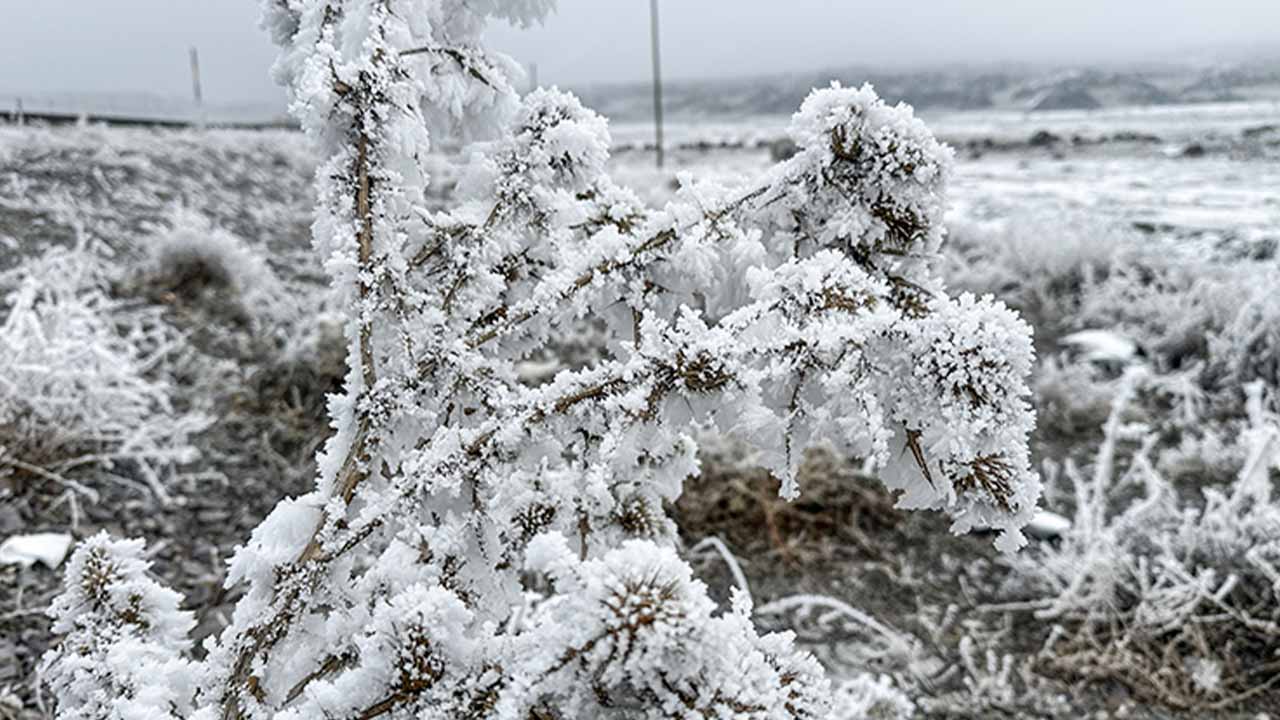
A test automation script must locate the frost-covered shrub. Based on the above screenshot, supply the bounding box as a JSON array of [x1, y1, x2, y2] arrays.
[[39, 533, 198, 720], [0, 239, 206, 500], [42, 1, 1041, 718], [1017, 372, 1280, 707]]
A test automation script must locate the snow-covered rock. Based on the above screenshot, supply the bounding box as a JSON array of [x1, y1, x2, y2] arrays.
[[0, 532, 73, 569], [1025, 510, 1071, 539], [1059, 329, 1145, 367]]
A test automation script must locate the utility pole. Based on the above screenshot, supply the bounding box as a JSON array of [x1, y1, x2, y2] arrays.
[[189, 47, 205, 128], [529, 62, 538, 93], [649, 0, 664, 168]]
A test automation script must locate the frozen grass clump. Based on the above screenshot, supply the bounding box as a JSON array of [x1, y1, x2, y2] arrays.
[[1201, 265, 1280, 391], [1030, 357, 1117, 442], [1069, 259, 1280, 408], [951, 209, 1280, 415], [965, 217, 1280, 709], [0, 238, 208, 502], [1014, 371, 1280, 709], [139, 207, 292, 333], [0, 123, 314, 260], [946, 211, 1122, 296]]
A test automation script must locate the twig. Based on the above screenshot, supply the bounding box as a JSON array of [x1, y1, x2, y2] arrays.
[[690, 536, 751, 602], [0, 456, 99, 502]]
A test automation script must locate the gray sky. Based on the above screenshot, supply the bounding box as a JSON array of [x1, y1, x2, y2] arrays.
[[492, 0, 1280, 86], [0, 2, 277, 103], [2, 1, 1279, 105]]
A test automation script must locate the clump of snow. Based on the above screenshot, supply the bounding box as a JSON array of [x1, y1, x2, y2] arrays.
[[0, 532, 73, 569]]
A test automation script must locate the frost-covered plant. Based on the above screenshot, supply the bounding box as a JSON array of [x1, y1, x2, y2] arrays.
[[945, 211, 1121, 300], [943, 210, 1126, 343], [828, 675, 914, 719], [1019, 371, 1280, 706], [1068, 257, 1280, 393], [1200, 264, 1280, 390], [42, 1, 1040, 717], [1030, 356, 1117, 439], [39, 533, 198, 720], [0, 238, 206, 501]]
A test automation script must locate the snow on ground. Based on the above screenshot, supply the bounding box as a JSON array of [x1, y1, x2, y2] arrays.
[[609, 99, 1280, 254], [950, 153, 1280, 245], [610, 98, 1280, 148]]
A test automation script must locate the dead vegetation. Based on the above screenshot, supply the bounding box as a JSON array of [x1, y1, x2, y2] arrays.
[[677, 444, 905, 566]]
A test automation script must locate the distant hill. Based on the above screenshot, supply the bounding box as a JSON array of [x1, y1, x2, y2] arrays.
[[5, 58, 1278, 129], [574, 59, 1280, 122]]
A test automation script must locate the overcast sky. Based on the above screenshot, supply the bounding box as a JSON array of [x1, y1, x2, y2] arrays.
[[2, 1, 1279, 106]]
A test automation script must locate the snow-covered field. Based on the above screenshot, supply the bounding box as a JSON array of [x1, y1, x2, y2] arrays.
[[610, 99, 1280, 249], [3, 97, 1280, 718], [610, 99, 1280, 147]]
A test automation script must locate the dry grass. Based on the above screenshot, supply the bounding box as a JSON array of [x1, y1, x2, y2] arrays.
[[676, 444, 904, 565]]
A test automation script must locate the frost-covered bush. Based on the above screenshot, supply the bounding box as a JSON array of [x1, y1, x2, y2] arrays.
[[1017, 371, 1280, 707], [42, 1, 1041, 717], [39, 533, 198, 720], [0, 239, 206, 500]]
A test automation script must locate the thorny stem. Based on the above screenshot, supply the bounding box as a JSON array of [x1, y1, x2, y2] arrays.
[[356, 131, 377, 391], [222, 5, 381, 713], [399, 45, 498, 88], [465, 185, 770, 351]]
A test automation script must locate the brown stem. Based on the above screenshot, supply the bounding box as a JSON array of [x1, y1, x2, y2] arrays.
[[356, 131, 377, 391]]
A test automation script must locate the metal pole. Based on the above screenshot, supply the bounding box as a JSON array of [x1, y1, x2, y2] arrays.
[[649, 0, 664, 168], [189, 47, 205, 128]]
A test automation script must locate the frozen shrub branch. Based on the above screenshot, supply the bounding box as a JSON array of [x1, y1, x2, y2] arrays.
[[42, 1, 1040, 718]]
